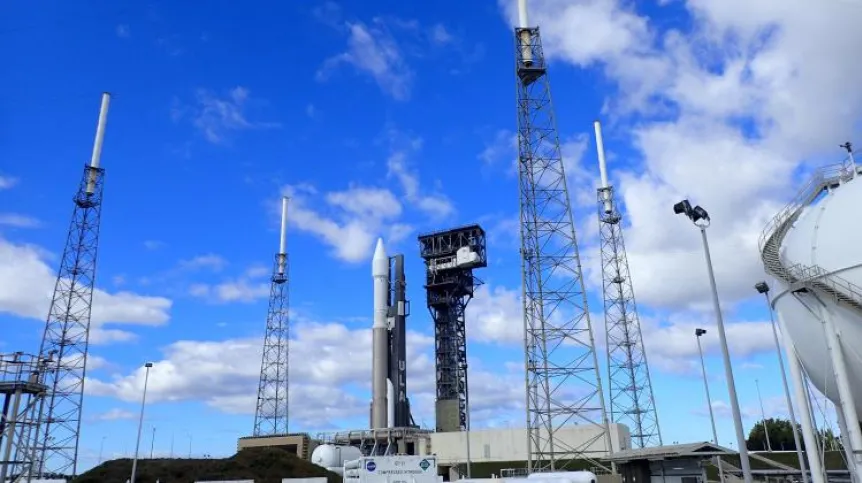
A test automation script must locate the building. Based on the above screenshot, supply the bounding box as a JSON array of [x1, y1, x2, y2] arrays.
[[603, 442, 736, 483], [430, 424, 631, 480], [237, 433, 317, 460]]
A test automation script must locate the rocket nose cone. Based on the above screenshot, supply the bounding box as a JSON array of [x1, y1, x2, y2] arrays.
[[372, 238, 388, 277], [373, 238, 386, 260]]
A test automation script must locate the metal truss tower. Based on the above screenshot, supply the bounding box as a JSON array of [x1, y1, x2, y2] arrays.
[[418, 225, 486, 433], [253, 197, 290, 436], [594, 122, 662, 449], [28, 93, 111, 478], [514, 20, 612, 472]]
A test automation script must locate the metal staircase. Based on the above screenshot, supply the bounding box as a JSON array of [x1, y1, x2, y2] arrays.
[[759, 160, 862, 312]]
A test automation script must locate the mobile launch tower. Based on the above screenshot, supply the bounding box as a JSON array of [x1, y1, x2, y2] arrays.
[[418, 225, 486, 433], [594, 121, 662, 448], [253, 197, 291, 436], [22, 93, 112, 478], [371, 239, 416, 430], [513, 1, 612, 472]]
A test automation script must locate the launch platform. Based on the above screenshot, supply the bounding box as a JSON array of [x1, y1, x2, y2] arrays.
[[315, 427, 433, 457]]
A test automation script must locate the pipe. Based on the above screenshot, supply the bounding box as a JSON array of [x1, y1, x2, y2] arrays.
[[778, 311, 826, 483], [764, 291, 809, 483], [817, 303, 862, 474], [86, 92, 111, 194]]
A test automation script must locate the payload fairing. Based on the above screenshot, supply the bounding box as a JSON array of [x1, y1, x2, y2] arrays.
[[370, 238, 415, 429]]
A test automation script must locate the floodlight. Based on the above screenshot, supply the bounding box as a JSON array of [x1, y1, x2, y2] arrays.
[[695, 328, 707, 337], [755, 282, 769, 294]]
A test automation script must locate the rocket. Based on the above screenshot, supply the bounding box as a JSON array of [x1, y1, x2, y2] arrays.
[[370, 238, 415, 429]]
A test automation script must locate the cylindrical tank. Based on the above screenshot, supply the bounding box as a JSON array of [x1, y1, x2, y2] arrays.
[[528, 471, 596, 483], [310, 444, 363, 474], [773, 173, 862, 417]]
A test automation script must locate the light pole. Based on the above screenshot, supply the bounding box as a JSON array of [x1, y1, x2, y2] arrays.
[[150, 426, 156, 459], [755, 379, 773, 452], [98, 436, 107, 465], [696, 328, 725, 483], [674, 199, 753, 483], [755, 281, 810, 483], [130, 362, 153, 483]]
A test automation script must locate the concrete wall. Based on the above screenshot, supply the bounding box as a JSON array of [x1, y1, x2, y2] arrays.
[[429, 424, 631, 465]]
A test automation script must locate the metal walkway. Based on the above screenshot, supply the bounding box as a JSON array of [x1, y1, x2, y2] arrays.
[[758, 161, 862, 312]]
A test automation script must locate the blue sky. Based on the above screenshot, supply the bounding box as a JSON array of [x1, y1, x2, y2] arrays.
[[2, 0, 861, 473]]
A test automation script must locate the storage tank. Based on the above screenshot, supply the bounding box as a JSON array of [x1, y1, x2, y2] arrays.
[[771, 170, 862, 417], [310, 444, 363, 475], [528, 471, 597, 483]]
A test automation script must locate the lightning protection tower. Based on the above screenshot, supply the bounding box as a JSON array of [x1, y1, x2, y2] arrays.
[[253, 197, 291, 436], [418, 225, 486, 433], [28, 92, 111, 478], [513, 2, 613, 472], [594, 121, 662, 449]]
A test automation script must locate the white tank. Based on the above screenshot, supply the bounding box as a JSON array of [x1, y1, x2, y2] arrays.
[[528, 471, 597, 483], [310, 444, 363, 474], [773, 172, 862, 417]]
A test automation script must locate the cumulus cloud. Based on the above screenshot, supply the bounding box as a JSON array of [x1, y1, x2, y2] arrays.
[[85, 317, 524, 429], [497, 0, 862, 312], [0, 236, 172, 343]]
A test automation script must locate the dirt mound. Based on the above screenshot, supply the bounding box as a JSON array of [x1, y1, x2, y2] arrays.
[[74, 446, 342, 483]]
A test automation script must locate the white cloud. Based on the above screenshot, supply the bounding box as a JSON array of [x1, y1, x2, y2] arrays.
[[86, 317, 526, 429], [0, 176, 18, 190], [116, 24, 130, 38], [496, 0, 862, 313], [467, 284, 523, 345], [188, 267, 270, 304], [0, 213, 41, 228], [90, 408, 135, 422], [429, 24, 453, 45], [179, 253, 228, 271], [143, 240, 165, 250], [0, 236, 172, 341], [386, 150, 455, 219], [317, 19, 414, 101], [172, 87, 280, 144], [280, 184, 411, 263]]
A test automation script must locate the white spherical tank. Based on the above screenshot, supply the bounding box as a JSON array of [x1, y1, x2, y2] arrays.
[[773, 173, 862, 418], [310, 444, 363, 474]]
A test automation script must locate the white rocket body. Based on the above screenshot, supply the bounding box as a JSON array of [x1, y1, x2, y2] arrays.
[[371, 238, 390, 429]]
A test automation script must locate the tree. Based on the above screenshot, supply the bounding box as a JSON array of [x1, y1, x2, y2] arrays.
[[747, 417, 843, 451], [747, 418, 800, 450]]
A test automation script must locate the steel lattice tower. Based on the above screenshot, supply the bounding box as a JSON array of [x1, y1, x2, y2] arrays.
[[514, 25, 612, 472], [30, 92, 111, 478], [595, 123, 662, 449], [253, 197, 290, 436], [418, 225, 486, 433]]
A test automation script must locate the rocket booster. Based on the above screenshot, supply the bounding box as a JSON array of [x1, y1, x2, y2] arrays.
[[370, 238, 415, 430], [371, 238, 390, 429]]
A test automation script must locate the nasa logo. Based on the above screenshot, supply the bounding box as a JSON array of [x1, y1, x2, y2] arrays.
[[366, 461, 377, 472]]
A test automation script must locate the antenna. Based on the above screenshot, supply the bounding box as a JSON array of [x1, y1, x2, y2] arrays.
[[594, 121, 613, 214], [86, 92, 111, 194]]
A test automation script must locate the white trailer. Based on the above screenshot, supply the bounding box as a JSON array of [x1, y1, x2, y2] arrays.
[[344, 455, 438, 483]]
